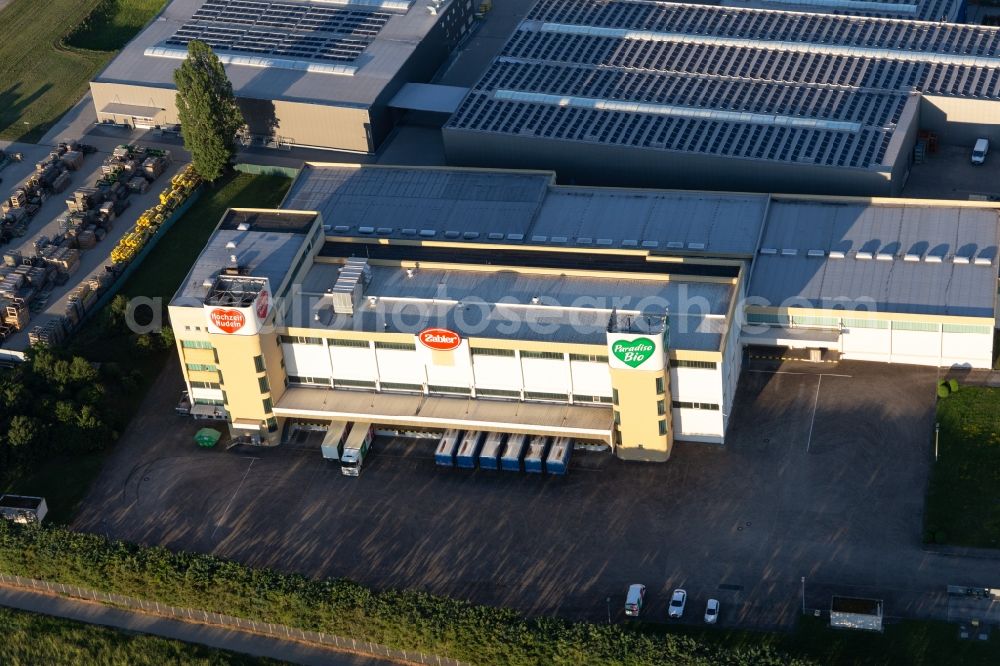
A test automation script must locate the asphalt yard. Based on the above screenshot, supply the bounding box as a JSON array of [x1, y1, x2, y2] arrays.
[[75, 356, 1000, 629]]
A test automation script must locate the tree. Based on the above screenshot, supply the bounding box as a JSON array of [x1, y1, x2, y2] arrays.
[[174, 40, 245, 181]]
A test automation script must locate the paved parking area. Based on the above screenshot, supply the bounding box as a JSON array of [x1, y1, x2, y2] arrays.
[[74, 357, 1000, 629], [902, 143, 1000, 200]]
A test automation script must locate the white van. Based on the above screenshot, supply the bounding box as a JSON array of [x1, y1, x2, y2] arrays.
[[971, 138, 989, 165]]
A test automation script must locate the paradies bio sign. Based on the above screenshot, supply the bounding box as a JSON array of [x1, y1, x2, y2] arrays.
[[607, 334, 664, 371], [417, 327, 462, 351]]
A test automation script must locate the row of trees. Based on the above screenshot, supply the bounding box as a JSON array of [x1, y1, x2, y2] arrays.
[[0, 521, 813, 666]]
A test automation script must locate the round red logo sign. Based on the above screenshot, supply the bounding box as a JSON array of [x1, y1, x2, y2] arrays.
[[418, 327, 461, 351]]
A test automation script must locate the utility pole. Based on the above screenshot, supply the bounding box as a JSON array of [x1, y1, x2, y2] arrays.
[[935, 422, 940, 461], [801, 576, 806, 614]]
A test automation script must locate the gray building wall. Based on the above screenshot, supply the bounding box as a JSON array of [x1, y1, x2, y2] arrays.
[[920, 95, 1000, 147], [443, 129, 896, 197], [369, 0, 477, 148], [92, 80, 373, 152]]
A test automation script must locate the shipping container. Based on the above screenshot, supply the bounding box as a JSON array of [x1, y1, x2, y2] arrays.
[[524, 436, 550, 473], [456, 430, 485, 468], [435, 429, 462, 467], [478, 431, 506, 470], [545, 437, 573, 475], [500, 433, 528, 472], [321, 421, 350, 460]]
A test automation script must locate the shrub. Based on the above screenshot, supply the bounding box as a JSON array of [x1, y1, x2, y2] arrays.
[[948, 379, 959, 394], [937, 382, 951, 399]]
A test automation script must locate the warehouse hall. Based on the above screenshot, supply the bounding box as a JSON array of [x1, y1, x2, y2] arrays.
[[168, 163, 999, 464]]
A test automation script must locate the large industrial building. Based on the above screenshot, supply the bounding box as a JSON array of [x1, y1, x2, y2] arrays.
[[90, 0, 475, 152], [444, 0, 1000, 196], [168, 163, 999, 459]]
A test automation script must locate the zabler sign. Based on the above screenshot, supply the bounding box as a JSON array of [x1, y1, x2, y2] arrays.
[[417, 327, 462, 351], [606, 332, 665, 372]]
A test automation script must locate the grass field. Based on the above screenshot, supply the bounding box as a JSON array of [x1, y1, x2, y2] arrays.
[[0, 0, 164, 142], [0, 606, 279, 665], [654, 615, 1000, 666], [924, 386, 1000, 548], [66, 0, 166, 51]]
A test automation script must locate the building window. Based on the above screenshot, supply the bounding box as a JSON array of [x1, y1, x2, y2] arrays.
[[569, 353, 608, 363], [520, 350, 564, 360], [222, 390, 228, 405], [380, 381, 422, 392], [671, 401, 720, 411], [181, 340, 213, 349], [193, 398, 225, 406], [524, 391, 568, 402], [428, 385, 472, 395], [253, 355, 265, 373], [659, 419, 667, 436], [478, 388, 520, 398], [942, 324, 993, 334], [258, 376, 270, 394], [213, 348, 220, 363], [471, 347, 515, 357], [657, 399, 665, 416], [190, 381, 220, 389], [613, 410, 621, 425], [375, 341, 416, 351], [573, 394, 613, 404], [673, 360, 718, 370], [330, 338, 369, 348], [186, 363, 217, 372], [842, 318, 888, 330], [266, 417, 278, 433], [655, 377, 664, 394], [262, 398, 274, 414], [892, 321, 940, 332], [612, 388, 619, 405], [289, 376, 331, 386], [334, 379, 376, 389], [279, 335, 324, 345]]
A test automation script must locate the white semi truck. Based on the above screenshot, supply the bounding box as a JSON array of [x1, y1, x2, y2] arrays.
[[340, 422, 374, 477]]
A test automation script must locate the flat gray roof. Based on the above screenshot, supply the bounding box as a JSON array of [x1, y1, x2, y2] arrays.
[[172, 210, 316, 305], [282, 163, 768, 255], [389, 83, 469, 113], [292, 260, 732, 350], [446, 0, 1000, 172], [95, 0, 444, 107], [749, 202, 1000, 317]]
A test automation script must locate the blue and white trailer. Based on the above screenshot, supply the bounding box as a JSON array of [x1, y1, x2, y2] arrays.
[[435, 429, 462, 467], [478, 431, 506, 470], [456, 430, 485, 468], [500, 433, 528, 471], [544, 437, 573, 475], [524, 435, 550, 473]]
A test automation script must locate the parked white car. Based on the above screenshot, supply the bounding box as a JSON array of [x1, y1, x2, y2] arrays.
[[704, 598, 720, 624], [624, 584, 646, 617], [668, 589, 687, 618]]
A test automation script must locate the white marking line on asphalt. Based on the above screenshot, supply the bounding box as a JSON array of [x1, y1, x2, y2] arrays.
[[806, 375, 822, 453], [748, 370, 852, 378], [212, 458, 256, 539]]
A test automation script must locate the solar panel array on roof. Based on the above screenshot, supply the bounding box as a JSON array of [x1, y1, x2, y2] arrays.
[[164, 0, 398, 63], [447, 0, 1000, 172]]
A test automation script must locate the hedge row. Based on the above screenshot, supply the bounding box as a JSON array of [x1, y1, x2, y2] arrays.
[[0, 522, 814, 665]]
